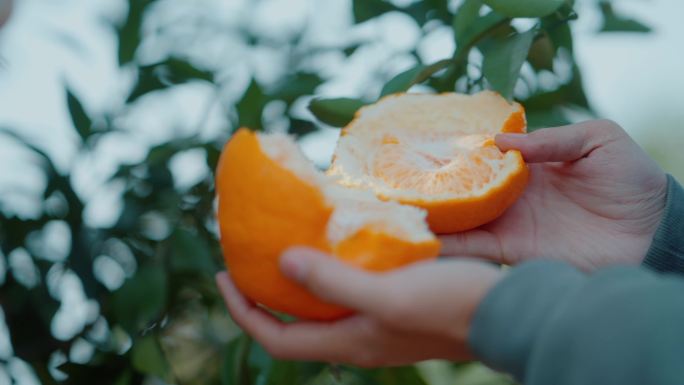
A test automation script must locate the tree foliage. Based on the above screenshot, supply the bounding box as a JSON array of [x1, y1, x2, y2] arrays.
[[0, 0, 650, 384]]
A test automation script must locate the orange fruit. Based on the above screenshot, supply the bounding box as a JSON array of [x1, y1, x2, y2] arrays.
[[328, 91, 529, 233], [215, 129, 440, 320]]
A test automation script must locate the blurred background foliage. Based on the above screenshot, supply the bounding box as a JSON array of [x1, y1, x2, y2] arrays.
[[0, 0, 656, 384]]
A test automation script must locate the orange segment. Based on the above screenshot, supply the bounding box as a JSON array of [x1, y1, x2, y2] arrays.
[[371, 134, 505, 195], [329, 91, 529, 233]]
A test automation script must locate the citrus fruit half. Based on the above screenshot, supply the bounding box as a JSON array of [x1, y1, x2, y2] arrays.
[[215, 129, 440, 320], [328, 91, 529, 233]]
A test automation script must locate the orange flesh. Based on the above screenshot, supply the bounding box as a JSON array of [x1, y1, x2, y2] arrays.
[[372, 134, 506, 195], [329, 91, 529, 233]]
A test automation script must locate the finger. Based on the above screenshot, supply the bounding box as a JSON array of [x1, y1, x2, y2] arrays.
[[496, 119, 624, 163], [215, 271, 283, 334], [215, 272, 372, 362], [280, 247, 387, 314], [438, 230, 504, 263]]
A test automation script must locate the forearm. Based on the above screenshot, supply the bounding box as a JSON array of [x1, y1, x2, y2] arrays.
[[470, 260, 684, 385]]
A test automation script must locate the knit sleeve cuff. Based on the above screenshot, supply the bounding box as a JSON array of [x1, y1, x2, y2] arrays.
[[643, 175, 684, 274], [468, 260, 586, 381]]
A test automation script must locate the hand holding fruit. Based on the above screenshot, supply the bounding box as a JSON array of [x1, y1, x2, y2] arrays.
[[214, 91, 669, 370], [216, 248, 502, 367], [214, 92, 525, 320], [440, 120, 668, 270]]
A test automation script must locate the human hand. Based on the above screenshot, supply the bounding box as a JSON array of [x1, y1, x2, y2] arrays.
[[216, 247, 502, 367], [440, 120, 668, 271]]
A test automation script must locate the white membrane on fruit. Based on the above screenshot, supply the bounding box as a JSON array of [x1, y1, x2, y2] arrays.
[[330, 133, 521, 200], [328, 91, 523, 201], [258, 133, 435, 244]]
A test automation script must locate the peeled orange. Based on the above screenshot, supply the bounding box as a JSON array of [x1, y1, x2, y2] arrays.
[[329, 91, 529, 233], [215, 91, 528, 320], [215, 129, 440, 320]]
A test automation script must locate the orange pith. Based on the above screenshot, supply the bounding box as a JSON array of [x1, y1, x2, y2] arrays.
[[216, 129, 440, 320], [329, 91, 529, 233]]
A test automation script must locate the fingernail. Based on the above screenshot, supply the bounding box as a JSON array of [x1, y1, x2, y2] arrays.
[[280, 251, 309, 282]]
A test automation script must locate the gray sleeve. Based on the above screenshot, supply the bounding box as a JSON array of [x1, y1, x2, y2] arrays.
[[643, 174, 684, 274], [469, 260, 684, 385]]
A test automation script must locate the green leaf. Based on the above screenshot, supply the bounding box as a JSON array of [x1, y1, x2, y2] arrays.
[[204, 143, 221, 171], [111, 265, 167, 333], [525, 62, 589, 110], [117, 0, 155, 65], [248, 342, 272, 375], [367, 367, 429, 385], [307, 366, 362, 385], [352, 0, 396, 23], [545, 19, 574, 54], [453, 0, 483, 46], [343, 43, 362, 56], [381, 66, 426, 97], [450, 362, 518, 384], [112, 371, 133, 385], [66, 88, 93, 142], [380, 59, 452, 97], [426, 63, 465, 93], [165, 58, 214, 82], [537, 64, 590, 111], [482, 28, 536, 100], [264, 361, 325, 385], [566, 63, 590, 109], [308, 98, 367, 128], [288, 118, 317, 138], [273, 72, 324, 105], [127, 58, 214, 103], [169, 228, 215, 275], [57, 354, 133, 385], [222, 335, 253, 385], [483, 0, 564, 18], [236, 78, 268, 131], [131, 334, 169, 378], [403, 0, 451, 26], [599, 2, 651, 33], [264, 361, 301, 385], [454, 11, 508, 57], [525, 107, 571, 130]]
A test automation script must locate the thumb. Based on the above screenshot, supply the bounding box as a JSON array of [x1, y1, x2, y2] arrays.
[[495, 119, 624, 163], [280, 247, 385, 313]]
